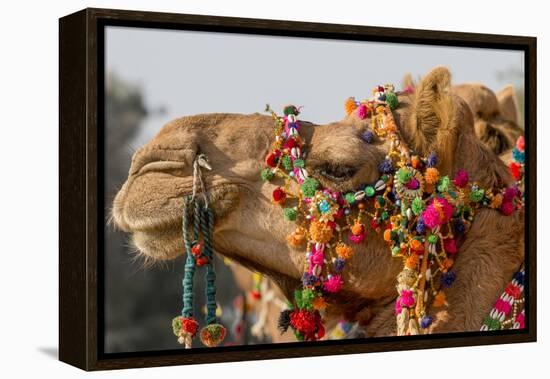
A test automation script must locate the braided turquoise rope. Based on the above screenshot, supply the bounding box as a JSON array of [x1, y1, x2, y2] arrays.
[[181, 196, 196, 318], [203, 206, 218, 325]]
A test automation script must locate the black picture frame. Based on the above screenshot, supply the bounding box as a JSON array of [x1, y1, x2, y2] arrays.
[[59, 7, 537, 371]]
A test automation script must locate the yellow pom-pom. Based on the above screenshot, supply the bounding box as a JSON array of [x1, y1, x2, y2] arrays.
[[286, 227, 306, 247], [345, 97, 358, 115]]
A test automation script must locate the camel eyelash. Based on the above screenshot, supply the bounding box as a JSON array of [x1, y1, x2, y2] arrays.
[[318, 164, 358, 182]]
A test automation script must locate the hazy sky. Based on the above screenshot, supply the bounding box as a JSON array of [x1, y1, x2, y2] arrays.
[[105, 26, 524, 145]]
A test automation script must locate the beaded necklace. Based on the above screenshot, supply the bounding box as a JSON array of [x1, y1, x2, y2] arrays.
[[263, 85, 525, 340]]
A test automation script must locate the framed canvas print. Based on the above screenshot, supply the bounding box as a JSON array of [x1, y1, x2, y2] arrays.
[[59, 8, 537, 371]]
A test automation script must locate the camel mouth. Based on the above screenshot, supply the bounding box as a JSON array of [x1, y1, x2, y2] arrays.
[[113, 183, 242, 261]]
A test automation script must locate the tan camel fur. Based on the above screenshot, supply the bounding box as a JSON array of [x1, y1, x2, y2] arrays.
[[113, 67, 524, 337]]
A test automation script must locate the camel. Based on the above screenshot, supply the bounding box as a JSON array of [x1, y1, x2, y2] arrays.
[[404, 73, 523, 156], [112, 66, 524, 338]]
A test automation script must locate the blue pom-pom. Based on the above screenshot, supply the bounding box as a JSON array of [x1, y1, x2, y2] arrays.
[[513, 270, 525, 285], [334, 258, 346, 272], [441, 271, 456, 288], [427, 152, 438, 168], [416, 217, 426, 234], [362, 130, 374, 144], [420, 315, 433, 329], [302, 273, 319, 286], [512, 148, 525, 164], [340, 321, 353, 333], [454, 219, 466, 234], [378, 158, 394, 174]]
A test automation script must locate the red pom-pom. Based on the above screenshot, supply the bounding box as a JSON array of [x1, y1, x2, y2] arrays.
[[290, 309, 322, 340], [516, 136, 525, 152], [272, 187, 286, 204], [284, 138, 298, 149], [265, 150, 281, 168], [509, 162, 522, 181], [444, 238, 458, 254], [250, 290, 261, 300], [191, 243, 202, 257], [196, 256, 209, 266], [181, 317, 199, 336], [501, 201, 514, 216]]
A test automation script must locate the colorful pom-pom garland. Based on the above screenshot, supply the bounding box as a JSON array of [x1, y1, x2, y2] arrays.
[[262, 85, 525, 340]]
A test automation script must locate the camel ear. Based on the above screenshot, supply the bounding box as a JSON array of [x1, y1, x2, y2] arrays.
[[497, 85, 520, 124], [406, 67, 455, 148]]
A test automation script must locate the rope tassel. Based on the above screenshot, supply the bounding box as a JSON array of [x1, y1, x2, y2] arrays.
[[172, 155, 226, 348]]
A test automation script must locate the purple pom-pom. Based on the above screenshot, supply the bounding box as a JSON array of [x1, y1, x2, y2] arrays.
[[378, 158, 394, 174], [416, 217, 426, 234], [334, 258, 346, 272], [420, 315, 433, 329], [454, 219, 465, 234], [427, 152, 438, 168], [362, 130, 374, 144], [302, 273, 318, 286], [441, 271, 456, 288]]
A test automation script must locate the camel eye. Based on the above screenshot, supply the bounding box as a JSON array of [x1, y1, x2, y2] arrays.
[[319, 164, 358, 182]]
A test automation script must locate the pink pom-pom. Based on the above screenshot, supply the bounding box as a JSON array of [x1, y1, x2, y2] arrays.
[[516, 311, 525, 328], [348, 233, 365, 244], [310, 251, 325, 266], [422, 198, 454, 229], [503, 187, 519, 202], [397, 290, 414, 308], [444, 238, 458, 254], [323, 275, 343, 293], [403, 85, 415, 94], [357, 104, 368, 119], [453, 169, 469, 188], [516, 136, 525, 152], [501, 201, 514, 216]]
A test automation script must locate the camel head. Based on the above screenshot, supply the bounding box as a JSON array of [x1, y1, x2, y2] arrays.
[[452, 83, 523, 155], [112, 66, 513, 321]]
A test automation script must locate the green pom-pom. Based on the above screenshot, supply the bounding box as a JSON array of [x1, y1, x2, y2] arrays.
[[294, 331, 305, 341], [365, 186, 375, 197], [282, 155, 293, 170], [391, 246, 401, 256], [293, 158, 305, 168], [284, 207, 297, 221], [172, 317, 183, 336], [300, 288, 315, 310], [469, 189, 485, 202], [301, 178, 319, 198], [385, 92, 399, 110], [376, 195, 386, 207], [411, 197, 425, 215], [261, 168, 274, 181], [381, 211, 389, 221], [284, 105, 299, 116], [345, 192, 356, 205], [428, 234, 438, 244], [437, 176, 450, 192], [397, 167, 412, 184]]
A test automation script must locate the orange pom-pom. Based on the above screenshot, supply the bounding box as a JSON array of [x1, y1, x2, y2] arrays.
[[491, 193, 503, 209], [411, 156, 421, 169], [312, 296, 327, 310], [344, 97, 358, 115], [351, 222, 365, 236], [409, 239, 424, 254], [309, 221, 334, 243], [405, 254, 419, 269], [335, 243, 354, 259], [432, 291, 447, 307], [424, 167, 440, 185], [441, 257, 454, 272], [287, 227, 306, 247], [383, 229, 392, 242]]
